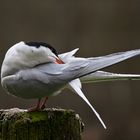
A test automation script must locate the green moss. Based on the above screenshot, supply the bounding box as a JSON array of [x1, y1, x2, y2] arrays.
[[0, 108, 84, 140], [29, 111, 49, 122]]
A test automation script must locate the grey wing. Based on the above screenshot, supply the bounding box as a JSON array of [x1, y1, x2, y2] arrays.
[[60, 49, 140, 79], [76, 49, 140, 78], [36, 49, 140, 82]]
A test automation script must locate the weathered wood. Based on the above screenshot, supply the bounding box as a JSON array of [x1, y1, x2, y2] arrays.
[[0, 108, 84, 140]]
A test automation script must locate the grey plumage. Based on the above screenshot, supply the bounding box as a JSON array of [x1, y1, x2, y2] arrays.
[[1, 42, 140, 129]]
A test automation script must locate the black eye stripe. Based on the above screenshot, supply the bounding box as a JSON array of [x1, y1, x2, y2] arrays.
[[25, 42, 58, 56]]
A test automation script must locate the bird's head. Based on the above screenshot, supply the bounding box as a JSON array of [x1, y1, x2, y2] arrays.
[[1, 41, 63, 78]]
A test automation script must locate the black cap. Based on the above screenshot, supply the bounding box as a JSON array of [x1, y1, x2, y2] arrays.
[[25, 42, 58, 56]]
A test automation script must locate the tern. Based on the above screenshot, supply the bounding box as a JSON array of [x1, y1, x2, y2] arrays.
[[1, 41, 140, 129]]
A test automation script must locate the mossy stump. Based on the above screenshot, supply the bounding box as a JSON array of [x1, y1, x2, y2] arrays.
[[0, 108, 84, 140]]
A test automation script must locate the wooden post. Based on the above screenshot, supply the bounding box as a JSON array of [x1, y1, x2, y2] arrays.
[[0, 108, 84, 140]]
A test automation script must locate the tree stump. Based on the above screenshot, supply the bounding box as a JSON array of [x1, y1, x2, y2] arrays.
[[0, 108, 84, 140]]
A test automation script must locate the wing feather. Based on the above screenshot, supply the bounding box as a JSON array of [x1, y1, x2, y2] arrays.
[[80, 71, 140, 83]]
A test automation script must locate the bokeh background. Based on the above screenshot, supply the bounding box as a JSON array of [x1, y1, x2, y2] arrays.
[[0, 0, 140, 140]]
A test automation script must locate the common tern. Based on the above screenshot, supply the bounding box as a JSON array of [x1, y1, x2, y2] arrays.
[[1, 41, 140, 129]]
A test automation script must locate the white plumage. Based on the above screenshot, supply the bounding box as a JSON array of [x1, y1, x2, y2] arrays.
[[1, 41, 140, 129]]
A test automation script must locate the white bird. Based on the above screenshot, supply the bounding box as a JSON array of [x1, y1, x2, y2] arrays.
[[1, 41, 140, 129]]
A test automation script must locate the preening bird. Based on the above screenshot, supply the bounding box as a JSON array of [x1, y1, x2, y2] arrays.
[[1, 41, 140, 129]]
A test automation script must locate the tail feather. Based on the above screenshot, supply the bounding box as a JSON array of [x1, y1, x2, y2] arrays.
[[69, 79, 107, 129], [80, 71, 140, 83]]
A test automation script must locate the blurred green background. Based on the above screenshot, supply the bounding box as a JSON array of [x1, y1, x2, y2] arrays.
[[0, 0, 140, 140]]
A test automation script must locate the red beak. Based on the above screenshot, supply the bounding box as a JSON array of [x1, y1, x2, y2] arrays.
[[55, 58, 64, 64]]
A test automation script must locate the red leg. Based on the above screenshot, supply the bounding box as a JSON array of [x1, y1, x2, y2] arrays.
[[28, 99, 41, 112], [40, 97, 48, 109]]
